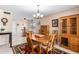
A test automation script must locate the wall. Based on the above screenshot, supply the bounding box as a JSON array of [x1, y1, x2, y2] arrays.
[[50, 7, 79, 34], [12, 19, 40, 46], [0, 7, 79, 46], [0, 9, 40, 46], [16, 19, 28, 36], [0, 9, 13, 45], [39, 16, 51, 34], [40, 16, 50, 25], [40, 7, 79, 34], [0, 9, 12, 32], [12, 18, 28, 46], [40, 7, 79, 45]]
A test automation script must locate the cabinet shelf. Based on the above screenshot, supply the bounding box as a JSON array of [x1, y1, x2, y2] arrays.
[[60, 14, 79, 52]]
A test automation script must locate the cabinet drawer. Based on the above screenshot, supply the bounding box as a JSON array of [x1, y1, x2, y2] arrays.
[[69, 44, 79, 52], [70, 37, 79, 45]]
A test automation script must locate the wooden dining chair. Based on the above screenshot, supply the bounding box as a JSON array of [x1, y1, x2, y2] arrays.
[[41, 33, 57, 54], [26, 31, 39, 53]]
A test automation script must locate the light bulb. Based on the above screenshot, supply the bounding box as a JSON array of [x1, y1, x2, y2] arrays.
[[40, 14, 44, 18], [37, 13, 40, 16], [33, 14, 36, 17]]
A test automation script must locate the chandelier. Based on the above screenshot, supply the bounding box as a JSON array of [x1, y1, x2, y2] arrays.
[[33, 5, 44, 19]]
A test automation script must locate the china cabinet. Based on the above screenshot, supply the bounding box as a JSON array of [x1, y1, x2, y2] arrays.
[[39, 25, 49, 36], [60, 14, 79, 52]]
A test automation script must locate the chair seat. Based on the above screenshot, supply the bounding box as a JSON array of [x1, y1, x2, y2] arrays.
[[41, 45, 53, 52], [40, 33, 56, 54], [33, 44, 38, 48]]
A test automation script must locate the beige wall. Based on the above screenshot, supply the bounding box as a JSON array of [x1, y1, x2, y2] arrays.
[[0, 7, 79, 46], [0, 9, 13, 45], [39, 16, 51, 34], [40, 16, 50, 25], [0, 9, 12, 32], [40, 7, 79, 34], [11, 19, 28, 46], [16, 19, 28, 36]]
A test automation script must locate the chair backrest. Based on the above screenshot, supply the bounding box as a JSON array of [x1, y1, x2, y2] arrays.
[[50, 33, 56, 45], [26, 31, 33, 48], [46, 33, 56, 53]]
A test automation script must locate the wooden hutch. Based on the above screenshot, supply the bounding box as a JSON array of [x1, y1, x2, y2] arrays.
[[39, 25, 49, 36], [59, 14, 79, 52]]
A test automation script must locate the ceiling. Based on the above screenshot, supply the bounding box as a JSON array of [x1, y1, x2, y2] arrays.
[[0, 5, 78, 19]]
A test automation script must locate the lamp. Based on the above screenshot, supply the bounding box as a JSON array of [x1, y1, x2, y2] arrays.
[[33, 5, 44, 19]]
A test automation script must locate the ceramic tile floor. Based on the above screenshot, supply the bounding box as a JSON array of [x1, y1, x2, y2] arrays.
[[0, 35, 78, 54], [54, 45, 78, 54], [0, 35, 26, 54], [0, 43, 78, 54], [0, 44, 13, 54]]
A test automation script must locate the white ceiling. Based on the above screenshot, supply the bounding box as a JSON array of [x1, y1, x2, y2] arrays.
[[0, 5, 78, 19]]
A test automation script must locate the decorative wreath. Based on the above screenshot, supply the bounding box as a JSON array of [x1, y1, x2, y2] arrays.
[[1, 18, 8, 25]]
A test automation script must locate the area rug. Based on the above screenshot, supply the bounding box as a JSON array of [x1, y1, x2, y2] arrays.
[[12, 43, 69, 54]]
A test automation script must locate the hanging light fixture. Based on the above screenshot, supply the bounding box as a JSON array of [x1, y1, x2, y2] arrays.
[[33, 5, 44, 19]]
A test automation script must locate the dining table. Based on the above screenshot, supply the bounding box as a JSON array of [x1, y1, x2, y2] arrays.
[[31, 34, 50, 53], [32, 34, 49, 45]]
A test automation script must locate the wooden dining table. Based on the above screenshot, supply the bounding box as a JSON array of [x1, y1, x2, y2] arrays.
[[32, 34, 50, 53], [32, 34, 49, 45]]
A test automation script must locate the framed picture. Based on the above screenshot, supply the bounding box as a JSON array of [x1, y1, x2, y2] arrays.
[[52, 19, 58, 27]]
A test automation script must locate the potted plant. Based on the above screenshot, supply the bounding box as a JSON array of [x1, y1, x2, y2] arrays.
[[0, 28, 5, 32]]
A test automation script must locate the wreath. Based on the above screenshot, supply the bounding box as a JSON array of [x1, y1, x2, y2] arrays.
[[1, 18, 8, 26]]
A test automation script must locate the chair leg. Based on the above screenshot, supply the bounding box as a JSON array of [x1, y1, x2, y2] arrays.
[[46, 48, 48, 54], [32, 48, 34, 54], [39, 44, 41, 54], [47, 51, 48, 54], [52, 47, 54, 53], [51, 49, 53, 54]]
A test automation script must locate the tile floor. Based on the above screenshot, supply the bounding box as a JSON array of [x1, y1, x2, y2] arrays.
[[0, 36, 78, 54], [0, 43, 78, 54], [54, 45, 78, 54], [0, 44, 13, 54]]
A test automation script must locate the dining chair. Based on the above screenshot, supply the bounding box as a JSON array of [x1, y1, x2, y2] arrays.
[[40, 33, 57, 54], [26, 31, 40, 54]]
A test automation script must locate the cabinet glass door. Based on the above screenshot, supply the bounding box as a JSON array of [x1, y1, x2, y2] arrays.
[[70, 17, 77, 35], [62, 19, 67, 33]]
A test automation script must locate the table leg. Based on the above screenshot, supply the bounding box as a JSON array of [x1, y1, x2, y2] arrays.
[[39, 43, 42, 54], [9, 33, 12, 47]]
